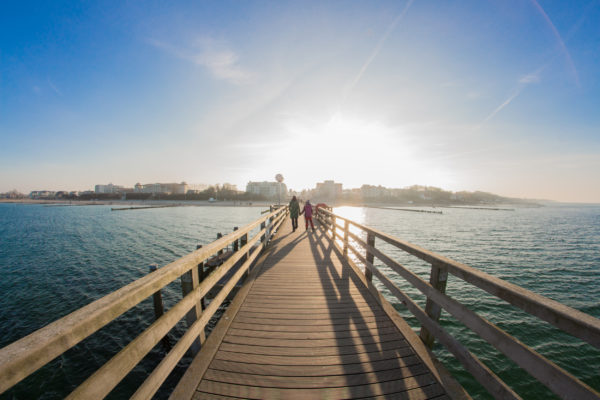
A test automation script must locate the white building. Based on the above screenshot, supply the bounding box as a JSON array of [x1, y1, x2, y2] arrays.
[[315, 180, 342, 200], [134, 182, 188, 194], [246, 181, 287, 199], [95, 183, 126, 194]]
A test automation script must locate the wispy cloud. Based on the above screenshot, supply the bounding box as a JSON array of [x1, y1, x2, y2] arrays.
[[518, 72, 541, 84], [342, 0, 414, 102], [47, 79, 62, 96], [482, 67, 543, 123], [149, 37, 253, 85], [482, 88, 523, 123]]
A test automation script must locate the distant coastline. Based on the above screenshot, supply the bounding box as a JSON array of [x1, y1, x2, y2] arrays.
[[0, 198, 543, 208]]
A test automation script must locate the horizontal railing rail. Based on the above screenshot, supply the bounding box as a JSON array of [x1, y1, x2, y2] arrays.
[[316, 207, 600, 400], [0, 206, 288, 398]]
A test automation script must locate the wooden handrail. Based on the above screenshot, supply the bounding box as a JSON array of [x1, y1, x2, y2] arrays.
[[318, 208, 600, 348], [0, 206, 288, 397], [316, 207, 600, 400]]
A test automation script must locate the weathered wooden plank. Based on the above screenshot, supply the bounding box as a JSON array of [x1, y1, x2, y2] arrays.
[[235, 309, 385, 320], [232, 313, 391, 326], [203, 367, 433, 388], [214, 347, 416, 366], [195, 379, 444, 400], [226, 325, 400, 340], [218, 339, 411, 356], [237, 306, 381, 316], [209, 356, 424, 376], [241, 299, 375, 308], [222, 331, 404, 348], [229, 319, 397, 333]]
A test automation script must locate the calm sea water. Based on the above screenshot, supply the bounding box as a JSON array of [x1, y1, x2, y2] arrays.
[[0, 203, 599, 399]]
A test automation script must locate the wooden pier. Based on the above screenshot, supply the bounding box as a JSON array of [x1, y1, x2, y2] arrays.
[[1, 205, 599, 399], [171, 219, 463, 399]]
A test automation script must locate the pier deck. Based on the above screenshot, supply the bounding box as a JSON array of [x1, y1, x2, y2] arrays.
[[173, 219, 460, 399]]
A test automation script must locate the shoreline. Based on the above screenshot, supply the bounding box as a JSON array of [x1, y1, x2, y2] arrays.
[[0, 198, 543, 209], [0, 199, 276, 207]]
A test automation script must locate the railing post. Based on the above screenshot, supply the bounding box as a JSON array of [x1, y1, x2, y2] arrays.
[[365, 232, 375, 282], [233, 227, 239, 252], [419, 262, 448, 349], [180, 258, 204, 354], [267, 207, 274, 241], [343, 220, 349, 257], [197, 244, 206, 311], [331, 215, 336, 238], [217, 232, 223, 255], [260, 220, 266, 243], [149, 265, 170, 349], [240, 232, 249, 277]]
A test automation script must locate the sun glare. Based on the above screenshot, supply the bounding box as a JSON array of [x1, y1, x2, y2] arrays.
[[278, 112, 457, 190]]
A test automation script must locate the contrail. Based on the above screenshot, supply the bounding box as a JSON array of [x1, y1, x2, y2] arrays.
[[483, 88, 522, 123], [342, 0, 415, 102], [530, 0, 580, 87]]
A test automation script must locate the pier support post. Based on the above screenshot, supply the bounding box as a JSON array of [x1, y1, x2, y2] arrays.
[[343, 220, 349, 257], [365, 233, 375, 282], [419, 262, 448, 349], [260, 221, 266, 243], [149, 265, 170, 349]]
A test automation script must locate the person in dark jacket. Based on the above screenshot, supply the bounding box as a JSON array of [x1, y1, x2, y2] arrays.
[[289, 196, 300, 232]]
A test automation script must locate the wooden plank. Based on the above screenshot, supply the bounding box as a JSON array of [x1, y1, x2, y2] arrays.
[[241, 299, 376, 308], [218, 339, 410, 356], [243, 296, 373, 305], [209, 356, 424, 376], [232, 314, 390, 326], [239, 305, 377, 314], [214, 347, 416, 366], [222, 332, 404, 348], [226, 325, 400, 340], [235, 309, 384, 319], [195, 379, 444, 400], [203, 367, 433, 388], [229, 319, 397, 333]]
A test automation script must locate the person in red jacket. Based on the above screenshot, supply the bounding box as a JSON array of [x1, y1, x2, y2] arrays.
[[300, 200, 315, 231]]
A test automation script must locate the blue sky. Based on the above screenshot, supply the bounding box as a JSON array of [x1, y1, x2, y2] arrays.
[[1, 1, 599, 202]]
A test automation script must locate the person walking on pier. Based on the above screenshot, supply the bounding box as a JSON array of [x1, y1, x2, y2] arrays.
[[300, 200, 315, 231], [289, 196, 300, 232]]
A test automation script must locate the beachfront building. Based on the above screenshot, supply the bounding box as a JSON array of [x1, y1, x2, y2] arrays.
[[314, 180, 343, 201], [94, 183, 131, 194], [29, 191, 56, 199], [134, 182, 188, 195], [246, 181, 287, 199]]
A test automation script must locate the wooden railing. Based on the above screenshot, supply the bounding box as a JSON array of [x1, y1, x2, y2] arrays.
[[316, 207, 600, 400], [0, 206, 288, 399]]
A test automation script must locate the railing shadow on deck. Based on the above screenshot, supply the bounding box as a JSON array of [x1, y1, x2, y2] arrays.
[[307, 226, 440, 398], [315, 207, 600, 400], [0, 206, 289, 399]]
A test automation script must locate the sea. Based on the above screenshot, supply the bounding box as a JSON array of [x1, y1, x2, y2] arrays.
[[0, 202, 599, 399]]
